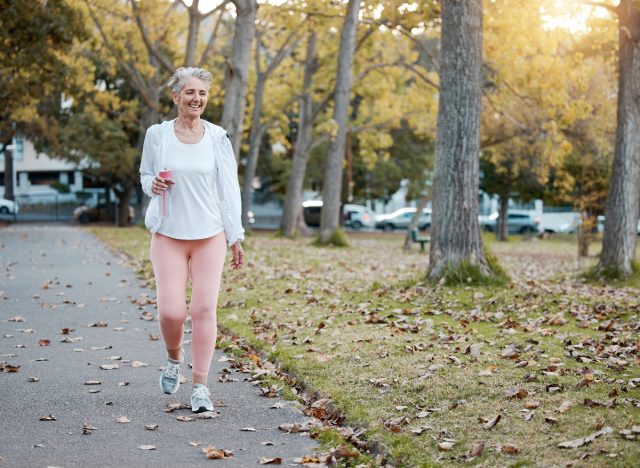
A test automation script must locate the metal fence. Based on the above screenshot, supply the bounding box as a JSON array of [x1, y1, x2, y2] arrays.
[[0, 192, 101, 223]]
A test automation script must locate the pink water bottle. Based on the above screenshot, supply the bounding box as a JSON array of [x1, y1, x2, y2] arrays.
[[158, 169, 172, 217]]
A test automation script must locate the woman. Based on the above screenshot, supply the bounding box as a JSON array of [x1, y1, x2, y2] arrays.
[[139, 67, 245, 413]]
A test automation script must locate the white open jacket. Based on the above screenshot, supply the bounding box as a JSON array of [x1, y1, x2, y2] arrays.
[[139, 119, 245, 247]]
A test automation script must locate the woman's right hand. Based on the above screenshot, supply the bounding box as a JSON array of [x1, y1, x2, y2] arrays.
[[151, 176, 174, 195]]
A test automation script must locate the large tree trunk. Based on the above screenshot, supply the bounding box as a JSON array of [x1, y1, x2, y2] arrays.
[[318, 0, 360, 244], [184, 0, 201, 67], [116, 183, 134, 227], [427, 0, 490, 279], [3, 141, 14, 201], [241, 77, 266, 228], [497, 195, 509, 241], [221, 0, 257, 162], [598, 0, 640, 276], [403, 190, 431, 250], [281, 30, 317, 238]]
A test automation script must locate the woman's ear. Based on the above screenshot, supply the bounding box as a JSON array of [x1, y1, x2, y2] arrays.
[[171, 91, 179, 105]]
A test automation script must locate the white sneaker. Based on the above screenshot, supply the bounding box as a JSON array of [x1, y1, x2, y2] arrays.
[[159, 360, 180, 394], [191, 384, 213, 413]]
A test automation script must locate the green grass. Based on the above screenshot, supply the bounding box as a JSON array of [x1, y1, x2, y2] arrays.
[[92, 227, 640, 467]]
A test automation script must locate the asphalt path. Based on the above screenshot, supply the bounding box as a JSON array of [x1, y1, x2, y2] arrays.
[[0, 224, 320, 467]]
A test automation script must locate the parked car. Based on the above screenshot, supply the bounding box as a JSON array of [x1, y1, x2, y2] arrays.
[[343, 204, 376, 230], [596, 215, 640, 235], [0, 198, 19, 215], [375, 207, 431, 231], [480, 209, 542, 234], [74, 203, 135, 224]]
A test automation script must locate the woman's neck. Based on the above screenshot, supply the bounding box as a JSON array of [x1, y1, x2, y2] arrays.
[[175, 115, 201, 131]]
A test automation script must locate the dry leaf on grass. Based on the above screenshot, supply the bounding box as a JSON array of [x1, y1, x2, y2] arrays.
[[557, 400, 572, 413], [558, 427, 613, 449], [505, 387, 528, 399], [482, 414, 501, 430], [466, 441, 485, 459], [498, 444, 520, 454], [437, 440, 455, 451]]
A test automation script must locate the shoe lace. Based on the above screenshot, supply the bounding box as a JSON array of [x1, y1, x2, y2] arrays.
[[193, 385, 210, 400], [164, 362, 179, 380]]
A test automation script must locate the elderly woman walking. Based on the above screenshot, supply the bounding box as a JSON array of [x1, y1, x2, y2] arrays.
[[139, 67, 245, 413]]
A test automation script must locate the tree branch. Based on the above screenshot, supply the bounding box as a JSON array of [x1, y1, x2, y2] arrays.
[[198, 6, 225, 66], [129, 0, 175, 73], [401, 62, 440, 90]]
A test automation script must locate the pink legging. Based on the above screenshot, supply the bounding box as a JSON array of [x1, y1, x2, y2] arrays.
[[150, 232, 227, 383]]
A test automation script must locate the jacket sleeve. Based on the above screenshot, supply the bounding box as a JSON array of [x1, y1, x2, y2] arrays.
[[139, 126, 158, 198], [217, 132, 245, 246]]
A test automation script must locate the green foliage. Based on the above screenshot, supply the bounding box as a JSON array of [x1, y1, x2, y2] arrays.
[[50, 181, 70, 193], [313, 227, 349, 247], [436, 260, 507, 287], [585, 260, 640, 286]]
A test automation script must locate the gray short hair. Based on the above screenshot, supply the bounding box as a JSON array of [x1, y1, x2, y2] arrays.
[[167, 67, 212, 94]]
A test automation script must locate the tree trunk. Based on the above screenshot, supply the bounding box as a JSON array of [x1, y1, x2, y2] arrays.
[[318, 0, 360, 244], [184, 0, 201, 67], [598, 0, 640, 276], [497, 195, 509, 241], [3, 141, 14, 201], [403, 191, 432, 250], [221, 0, 257, 162], [116, 183, 133, 227], [578, 211, 593, 258], [240, 77, 266, 228], [427, 0, 490, 279], [281, 30, 317, 238]]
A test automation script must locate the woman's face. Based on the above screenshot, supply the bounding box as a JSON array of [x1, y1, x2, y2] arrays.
[[173, 76, 208, 119]]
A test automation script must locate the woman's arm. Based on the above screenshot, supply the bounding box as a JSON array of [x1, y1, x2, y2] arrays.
[[139, 126, 158, 198]]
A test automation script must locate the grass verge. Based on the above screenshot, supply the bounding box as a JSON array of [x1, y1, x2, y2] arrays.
[[92, 227, 640, 467]]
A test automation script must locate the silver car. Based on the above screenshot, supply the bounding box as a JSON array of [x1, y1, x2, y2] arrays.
[[375, 207, 431, 231]]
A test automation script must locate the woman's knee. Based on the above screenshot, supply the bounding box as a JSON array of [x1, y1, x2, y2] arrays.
[[157, 301, 187, 323], [189, 301, 217, 321]]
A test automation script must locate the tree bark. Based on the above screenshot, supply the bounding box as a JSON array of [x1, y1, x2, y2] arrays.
[[403, 189, 431, 250], [3, 139, 14, 201], [318, 0, 360, 244], [427, 0, 490, 279], [497, 195, 509, 241], [598, 0, 640, 276], [221, 0, 257, 162], [184, 0, 201, 66], [281, 30, 317, 237]]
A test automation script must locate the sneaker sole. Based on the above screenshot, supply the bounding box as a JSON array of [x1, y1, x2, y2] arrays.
[[159, 374, 179, 395], [192, 405, 213, 414]]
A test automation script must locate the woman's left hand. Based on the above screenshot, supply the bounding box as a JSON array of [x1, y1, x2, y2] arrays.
[[230, 242, 244, 270]]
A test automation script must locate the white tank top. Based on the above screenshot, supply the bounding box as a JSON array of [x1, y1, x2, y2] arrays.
[[157, 123, 225, 240]]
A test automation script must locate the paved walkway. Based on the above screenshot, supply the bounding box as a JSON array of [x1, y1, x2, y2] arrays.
[[0, 224, 320, 467]]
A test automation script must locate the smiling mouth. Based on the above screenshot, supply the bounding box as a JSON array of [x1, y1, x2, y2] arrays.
[[189, 103, 201, 110]]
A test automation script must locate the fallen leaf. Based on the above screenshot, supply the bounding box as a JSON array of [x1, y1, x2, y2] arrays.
[[241, 427, 257, 432], [202, 447, 234, 459], [28, 377, 39, 382], [524, 400, 540, 409], [176, 415, 194, 422], [84, 380, 101, 385], [115, 416, 130, 424], [38, 339, 50, 346], [438, 441, 455, 451], [505, 387, 528, 399], [500, 444, 519, 454], [82, 422, 97, 435], [482, 414, 501, 430], [259, 457, 282, 465], [0, 363, 20, 373], [39, 415, 56, 421], [144, 424, 159, 430], [332, 445, 360, 459], [558, 427, 613, 449], [99, 364, 119, 370], [467, 441, 485, 458], [557, 400, 572, 413], [118, 381, 129, 386], [138, 445, 156, 450], [131, 361, 148, 368], [8, 316, 25, 322]]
